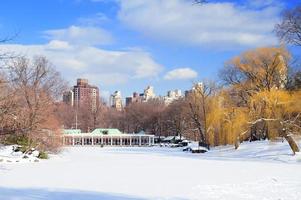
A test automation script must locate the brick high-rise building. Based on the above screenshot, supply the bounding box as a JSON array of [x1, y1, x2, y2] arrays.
[[63, 78, 100, 112]]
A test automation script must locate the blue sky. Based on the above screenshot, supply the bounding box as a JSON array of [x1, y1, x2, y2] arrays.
[[0, 0, 299, 101]]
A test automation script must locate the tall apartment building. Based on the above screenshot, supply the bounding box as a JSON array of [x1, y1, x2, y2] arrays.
[[125, 86, 156, 106], [185, 82, 203, 97], [275, 53, 288, 89], [110, 91, 123, 111], [63, 78, 100, 111], [163, 89, 182, 105], [125, 92, 143, 106], [143, 86, 155, 101]]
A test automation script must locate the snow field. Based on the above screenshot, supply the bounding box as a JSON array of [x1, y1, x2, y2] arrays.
[[0, 140, 301, 200]]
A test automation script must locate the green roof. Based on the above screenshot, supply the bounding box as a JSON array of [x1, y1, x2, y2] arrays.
[[63, 128, 124, 135], [64, 129, 82, 134], [91, 128, 123, 135]]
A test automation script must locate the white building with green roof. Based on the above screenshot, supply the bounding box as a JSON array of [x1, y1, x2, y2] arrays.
[[63, 128, 155, 146]]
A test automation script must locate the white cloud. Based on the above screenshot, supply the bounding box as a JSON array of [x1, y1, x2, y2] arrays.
[[77, 12, 109, 26], [118, 0, 281, 48], [44, 25, 113, 46], [0, 41, 162, 86], [164, 68, 198, 80], [46, 40, 72, 50]]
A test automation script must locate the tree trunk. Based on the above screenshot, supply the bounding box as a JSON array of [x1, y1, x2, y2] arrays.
[[235, 137, 240, 149], [283, 134, 300, 155], [234, 130, 249, 150]]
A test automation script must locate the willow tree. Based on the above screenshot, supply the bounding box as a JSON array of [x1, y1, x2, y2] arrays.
[[221, 47, 290, 93], [205, 89, 249, 146], [220, 47, 300, 154], [246, 90, 300, 154]]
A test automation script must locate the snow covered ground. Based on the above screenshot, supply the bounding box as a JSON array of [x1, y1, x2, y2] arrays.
[[0, 140, 301, 200]]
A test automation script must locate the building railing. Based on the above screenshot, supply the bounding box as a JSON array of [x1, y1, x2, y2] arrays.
[[62, 134, 155, 146]]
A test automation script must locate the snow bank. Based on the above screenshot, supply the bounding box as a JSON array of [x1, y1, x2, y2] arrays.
[[0, 145, 40, 163], [202, 140, 301, 163]]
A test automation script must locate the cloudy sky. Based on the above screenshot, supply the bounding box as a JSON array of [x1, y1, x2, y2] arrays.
[[0, 0, 298, 101]]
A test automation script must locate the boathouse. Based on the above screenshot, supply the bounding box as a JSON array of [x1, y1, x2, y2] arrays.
[[63, 128, 155, 146]]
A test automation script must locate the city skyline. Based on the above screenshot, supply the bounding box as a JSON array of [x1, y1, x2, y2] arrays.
[[66, 77, 186, 105]]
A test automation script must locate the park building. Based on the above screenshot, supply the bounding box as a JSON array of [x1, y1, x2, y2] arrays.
[[62, 128, 155, 146]]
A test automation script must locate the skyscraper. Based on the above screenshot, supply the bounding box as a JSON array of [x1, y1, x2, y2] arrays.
[[126, 92, 143, 106], [163, 89, 182, 105], [125, 86, 156, 106], [110, 91, 123, 111], [143, 86, 155, 101]]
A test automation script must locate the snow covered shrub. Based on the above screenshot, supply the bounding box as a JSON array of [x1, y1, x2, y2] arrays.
[[3, 135, 34, 153], [38, 151, 49, 159], [2, 129, 62, 153], [28, 129, 63, 153]]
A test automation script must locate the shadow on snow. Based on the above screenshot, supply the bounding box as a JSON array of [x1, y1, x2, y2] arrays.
[[0, 187, 147, 200]]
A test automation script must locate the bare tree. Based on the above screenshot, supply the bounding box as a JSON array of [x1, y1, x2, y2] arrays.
[[4, 56, 67, 151], [187, 81, 216, 148], [164, 98, 188, 139], [0, 74, 19, 136], [275, 6, 301, 46], [0, 36, 20, 137]]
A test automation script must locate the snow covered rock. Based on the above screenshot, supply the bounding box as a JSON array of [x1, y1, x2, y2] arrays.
[[31, 150, 40, 157], [295, 152, 301, 162], [0, 145, 41, 163], [11, 151, 23, 156]]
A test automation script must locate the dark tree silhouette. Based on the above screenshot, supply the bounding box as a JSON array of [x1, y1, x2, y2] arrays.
[[275, 6, 301, 46]]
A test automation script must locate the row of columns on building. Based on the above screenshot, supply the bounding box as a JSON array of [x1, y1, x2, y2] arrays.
[[63, 135, 155, 146]]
